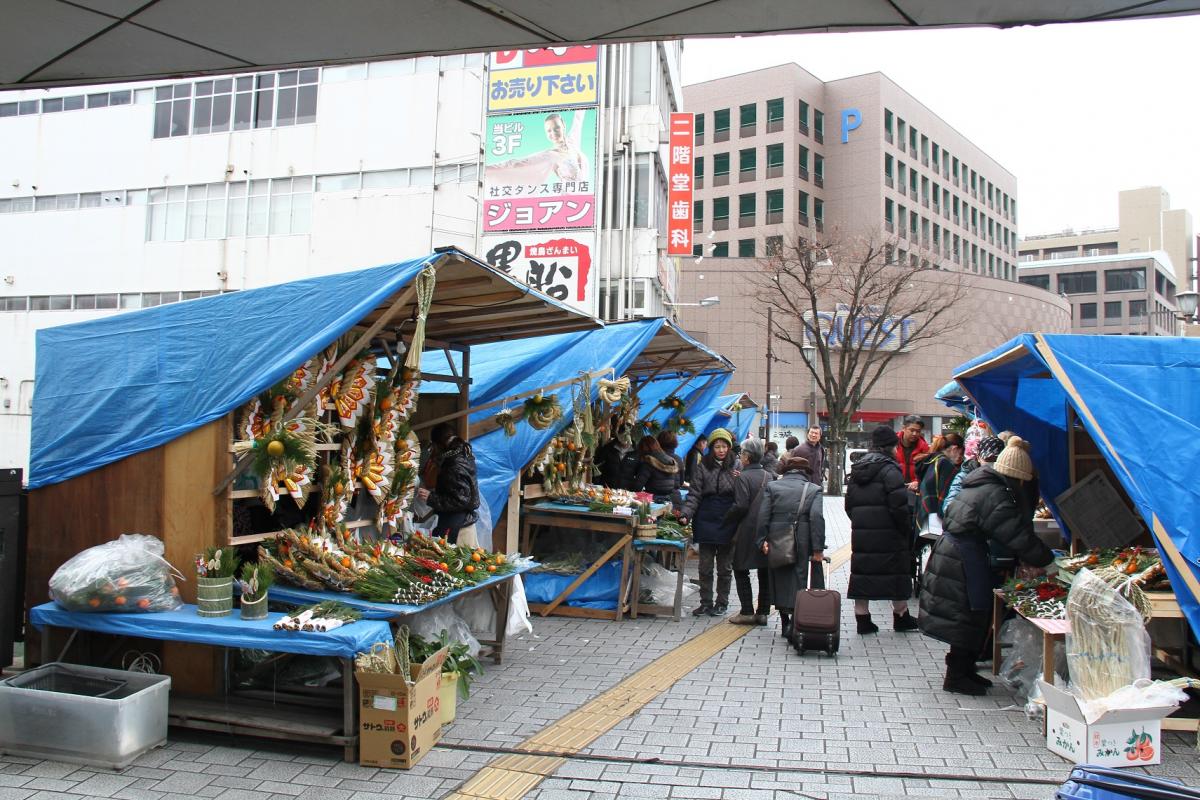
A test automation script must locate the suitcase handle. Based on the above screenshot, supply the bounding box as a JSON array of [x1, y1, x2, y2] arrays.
[[809, 557, 831, 590]]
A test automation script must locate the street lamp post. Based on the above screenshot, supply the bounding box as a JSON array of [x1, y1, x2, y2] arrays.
[[1176, 289, 1198, 328], [800, 341, 818, 426]]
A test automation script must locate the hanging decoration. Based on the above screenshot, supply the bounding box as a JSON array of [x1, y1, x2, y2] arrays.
[[524, 392, 564, 430], [378, 427, 420, 534], [494, 407, 521, 437], [597, 376, 630, 405], [334, 353, 375, 428]]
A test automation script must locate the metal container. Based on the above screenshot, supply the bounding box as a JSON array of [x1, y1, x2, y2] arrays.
[[0, 662, 170, 768]]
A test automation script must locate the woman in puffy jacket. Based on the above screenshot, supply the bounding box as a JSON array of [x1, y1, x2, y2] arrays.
[[679, 428, 739, 617], [634, 433, 683, 505], [916, 432, 964, 531], [918, 436, 1053, 696]]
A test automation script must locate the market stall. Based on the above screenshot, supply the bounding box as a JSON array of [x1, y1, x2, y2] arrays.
[[953, 333, 1200, 732], [21, 247, 602, 753]]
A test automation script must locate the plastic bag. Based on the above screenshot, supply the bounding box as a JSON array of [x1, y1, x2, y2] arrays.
[[408, 604, 481, 657], [1079, 678, 1189, 724], [998, 616, 1044, 700], [451, 574, 534, 638], [640, 561, 697, 607], [1066, 568, 1151, 701], [49, 534, 183, 612]]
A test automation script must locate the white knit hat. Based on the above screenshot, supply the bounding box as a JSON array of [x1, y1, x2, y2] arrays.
[[993, 436, 1034, 481]]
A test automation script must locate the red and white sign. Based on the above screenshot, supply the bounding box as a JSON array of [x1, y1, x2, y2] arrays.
[[480, 232, 596, 314], [666, 113, 695, 256]]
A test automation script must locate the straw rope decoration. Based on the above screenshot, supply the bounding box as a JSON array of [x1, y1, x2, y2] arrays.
[[403, 265, 438, 370], [1066, 568, 1151, 701]]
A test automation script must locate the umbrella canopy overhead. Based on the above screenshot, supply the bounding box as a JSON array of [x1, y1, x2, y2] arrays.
[[6, 2, 1199, 89]]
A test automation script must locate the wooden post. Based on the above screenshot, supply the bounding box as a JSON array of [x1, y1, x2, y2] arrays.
[[503, 476, 521, 553]]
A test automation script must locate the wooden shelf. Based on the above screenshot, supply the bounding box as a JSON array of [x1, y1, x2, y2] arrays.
[[228, 442, 341, 453], [230, 519, 375, 546]]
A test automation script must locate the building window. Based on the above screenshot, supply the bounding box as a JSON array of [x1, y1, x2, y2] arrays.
[[1019, 274, 1050, 290], [798, 191, 809, 226], [814, 153, 824, 187], [798, 101, 809, 134], [153, 69, 318, 139], [814, 109, 824, 143], [713, 152, 730, 187], [766, 98, 784, 132], [692, 244, 703, 257], [739, 147, 756, 180], [1078, 303, 1098, 326], [885, 198, 895, 231], [897, 118, 906, 148], [798, 145, 809, 179], [814, 198, 824, 232], [712, 196, 729, 230], [766, 189, 784, 224], [1057, 271, 1097, 295], [1104, 267, 1146, 292], [738, 238, 755, 258], [713, 108, 730, 142], [693, 199, 703, 230], [148, 177, 313, 241], [884, 153, 894, 187], [739, 103, 756, 135], [1129, 299, 1147, 319], [738, 193, 755, 226], [1104, 301, 1122, 324], [766, 235, 783, 256], [695, 112, 705, 144], [712, 241, 729, 257], [766, 143, 784, 178], [884, 108, 893, 142], [694, 156, 704, 189]]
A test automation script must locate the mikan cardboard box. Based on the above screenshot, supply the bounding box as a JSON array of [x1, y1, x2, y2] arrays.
[[357, 647, 447, 769], [1040, 680, 1175, 768]]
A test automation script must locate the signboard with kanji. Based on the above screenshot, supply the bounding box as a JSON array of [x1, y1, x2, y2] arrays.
[[488, 47, 598, 112], [483, 108, 597, 233], [481, 233, 596, 314], [666, 113, 695, 256]]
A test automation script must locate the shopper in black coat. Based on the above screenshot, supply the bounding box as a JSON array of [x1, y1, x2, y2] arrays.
[[845, 425, 919, 634], [418, 423, 481, 544], [919, 436, 1053, 695], [634, 434, 683, 505], [755, 455, 825, 637], [725, 438, 772, 626]]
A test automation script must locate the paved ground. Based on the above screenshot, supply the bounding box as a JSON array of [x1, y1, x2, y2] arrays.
[[3, 497, 1199, 800]]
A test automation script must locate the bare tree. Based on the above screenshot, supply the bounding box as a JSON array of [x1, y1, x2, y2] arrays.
[[754, 233, 966, 494]]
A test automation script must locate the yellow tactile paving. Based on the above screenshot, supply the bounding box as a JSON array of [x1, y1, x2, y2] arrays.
[[441, 620, 753, 800]]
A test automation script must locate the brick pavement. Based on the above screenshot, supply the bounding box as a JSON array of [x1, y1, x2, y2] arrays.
[[3, 497, 1199, 800]]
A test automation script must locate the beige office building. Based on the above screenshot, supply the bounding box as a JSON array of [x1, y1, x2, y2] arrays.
[[676, 65, 1069, 444], [1018, 186, 1195, 290]]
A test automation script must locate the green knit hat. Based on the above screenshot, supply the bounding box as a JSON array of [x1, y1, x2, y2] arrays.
[[708, 428, 734, 447]]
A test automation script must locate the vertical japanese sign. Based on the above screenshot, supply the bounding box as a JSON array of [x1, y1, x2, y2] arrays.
[[481, 233, 595, 312], [483, 108, 597, 232], [488, 47, 598, 112], [667, 113, 695, 256]]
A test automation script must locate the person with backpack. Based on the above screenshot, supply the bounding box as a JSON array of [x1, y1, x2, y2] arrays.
[[725, 438, 773, 625], [846, 425, 919, 634], [678, 428, 740, 616], [916, 432, 965, 533], [755, 454, 825, 638], [919, 436, 1054, 695]]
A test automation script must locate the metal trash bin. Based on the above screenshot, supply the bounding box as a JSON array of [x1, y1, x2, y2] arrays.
[[0, 662, 170, 768]]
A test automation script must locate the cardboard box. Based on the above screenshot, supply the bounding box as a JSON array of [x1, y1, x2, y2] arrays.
[[357, 647, 448, 769], [1040, 680, 1176, 768]]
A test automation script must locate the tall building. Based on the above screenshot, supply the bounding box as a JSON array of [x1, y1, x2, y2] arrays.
[[1018, 186, 1195, 291], [685, 65, 1020, 279], [0, 44, 683, 471], [1017, 252, 1177, 335], [676, 64, 1067, 449]]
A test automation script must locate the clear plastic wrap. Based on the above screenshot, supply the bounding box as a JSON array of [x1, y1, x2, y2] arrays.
[[640, 561, 697, 607], [1066, 567, 1151, 701], [48, 534, 183, 612], [998, 616, 1043, 700], [409, 604, 481, 657]]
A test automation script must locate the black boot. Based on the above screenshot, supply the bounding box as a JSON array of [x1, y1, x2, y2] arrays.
[[779, 611, 792, 640], [692, 604, 712, 617], [856, 614, 879, 634], [943, 650, 987, 696], [893, 611, 919, 632], [944, 653, 994, 687]]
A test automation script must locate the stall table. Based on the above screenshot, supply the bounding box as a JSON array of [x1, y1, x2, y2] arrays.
[[268, 563, 534, 663], [520, 502, 666, 621], [29, 602, 393, 761]]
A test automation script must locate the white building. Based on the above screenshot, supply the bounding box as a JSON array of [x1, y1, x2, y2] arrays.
[[0, 43, 683, 472]]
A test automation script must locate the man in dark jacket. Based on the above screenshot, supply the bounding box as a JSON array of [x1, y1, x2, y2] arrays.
[[846, 425, 919, 634], [417, 422, 480, 544], [683, 435, 707, 486], [725, 438, 773, 625], [919, 436, 1052, 695], [593, 427, 630, 489], [789, 425, 826, 488]]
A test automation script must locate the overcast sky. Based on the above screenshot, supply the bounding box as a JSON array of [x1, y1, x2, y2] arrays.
[[681, 16, 1200, 239]]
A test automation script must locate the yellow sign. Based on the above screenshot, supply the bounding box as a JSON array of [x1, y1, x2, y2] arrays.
[[487, 63, 598, 112]]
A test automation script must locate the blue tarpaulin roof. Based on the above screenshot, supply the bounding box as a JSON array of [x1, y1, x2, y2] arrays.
[[935, 380, 977, 419], [954, 333, 1200, 640], [702, 394, 760, 444], [29, 247, 596, 490]]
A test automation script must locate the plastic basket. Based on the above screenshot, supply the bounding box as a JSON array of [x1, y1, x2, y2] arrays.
[[6, 665, 126, 698]]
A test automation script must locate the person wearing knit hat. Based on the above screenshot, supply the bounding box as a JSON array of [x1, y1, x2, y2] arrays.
[[943, 435, 1003, 511], [679, 427, 741, 616], [724, 437, 773, 625], [845, 425, 920, 635], [919, 434, 1053, 696]]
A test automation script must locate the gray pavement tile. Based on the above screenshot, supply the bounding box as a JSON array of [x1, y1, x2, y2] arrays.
[[251, 780, 305, 796], [383, 774, 446, 796], [151, 771, 216, 794], [0, 790, 35, 800], [70, 773, 138, 797], [210, 790, 274, 800], [22, 792, 82, 800]]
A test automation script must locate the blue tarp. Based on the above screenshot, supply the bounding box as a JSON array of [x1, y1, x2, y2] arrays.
[[29, 602, 392, 657], [954, 334, 1200, 640], [935, 380, 977, 419], [702, 394, 759, 444], [523, 561, 622, 610]]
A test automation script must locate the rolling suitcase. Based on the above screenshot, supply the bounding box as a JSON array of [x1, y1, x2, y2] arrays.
[[792, 558, 839, 656]]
